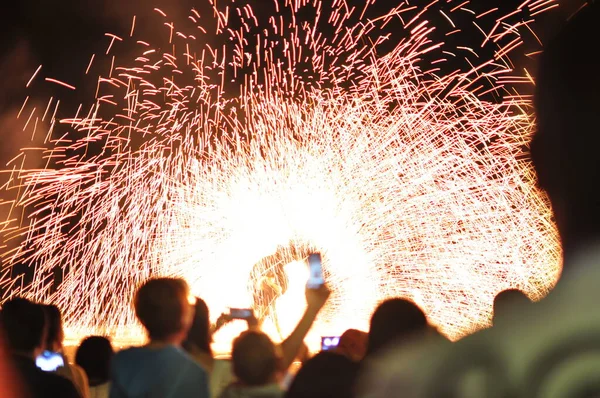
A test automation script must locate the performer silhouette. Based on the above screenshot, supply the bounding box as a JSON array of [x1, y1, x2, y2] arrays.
[[249, 243, 312, 337]]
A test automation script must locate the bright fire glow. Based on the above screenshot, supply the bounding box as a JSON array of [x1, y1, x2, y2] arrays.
[[0, 0, 561, 350]]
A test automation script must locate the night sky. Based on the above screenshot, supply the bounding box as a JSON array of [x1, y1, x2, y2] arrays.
[[0, 0, 585, 114]]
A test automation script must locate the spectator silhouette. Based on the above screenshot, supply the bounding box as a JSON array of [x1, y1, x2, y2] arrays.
[[285, 352, 359, 398], [184, 297, 235, 398], [366, 298, 428, 357], [109, 278, 209, 398], [185, 282, 329, 397], [43, 304, 90, 398], [219, 284, 330, 398], [219, 330, 283, 398], [359, 4, 600, 397], [492, 289, 532, 325], [221, 285, 330, 398], [336, 329, 368, 362], [0, 298, 80, 398], [183, 298, 213, 367], [75, 336, 114, 398]]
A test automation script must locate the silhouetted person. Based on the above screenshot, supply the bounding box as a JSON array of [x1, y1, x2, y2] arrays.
[[366, 298, 429, 357], [219, 285, 331, 398], [183, 297, 213, 368], [75, 336, 114, 398], [360, 4, 600, 396], [43, 304, 89, 397], [0, 298, 80, 398], [336, 329, 368, 362], [110, 278, 209, 398], [184, 297, 235, 398], [285, 352, 359, 398], [219, 330, 283, 398], [492, 289, 532, 325], [250, 244, 313, 335]]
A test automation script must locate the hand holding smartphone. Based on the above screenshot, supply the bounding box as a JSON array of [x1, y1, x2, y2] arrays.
[[307, 253, 324, 289], [229, 308, 259, 329], [229, 308, 254, 320]]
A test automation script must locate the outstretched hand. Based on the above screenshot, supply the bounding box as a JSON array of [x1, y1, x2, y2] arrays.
[[214, 310, 260, 332], [296, 343, 311, 363], [213, 313, 232, 333], [278, 285, 330, 371], [245, 311, 260, 329]]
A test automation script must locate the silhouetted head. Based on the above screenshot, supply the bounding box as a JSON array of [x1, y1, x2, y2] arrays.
[[42, 304, 64, 351], [336, 329, 368, 362], [285, 352, 359, 398], [492, 289, 532, 324], [531, 2, 600, 257], [134, 277, 192, 343], [232, 330, 279, 386], [75, 336, 114, 387], [367, 298, 428, 357], [183, 297, 212, 355], [0, 298, 46, 356]]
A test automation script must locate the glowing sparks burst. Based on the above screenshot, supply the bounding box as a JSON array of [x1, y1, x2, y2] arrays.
[[1, 0, 561, 348]]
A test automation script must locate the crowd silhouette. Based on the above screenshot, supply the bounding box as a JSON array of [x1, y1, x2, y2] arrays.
[[1, 2, 599, 397]]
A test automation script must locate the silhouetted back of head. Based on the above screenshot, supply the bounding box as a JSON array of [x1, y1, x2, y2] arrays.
[[492, 289, 532, 323], [75, 336, 114, 387], [0, 298, 45, 354], [134, 277, 191, 341], [232, 330, 278, 386], [532, 2, 600, 250], [285, 352, 359, 398], [183, 297, 212, 355], [337, 329, 368, 362], [367, 298, 428, 356], [42, 304, 63, 350]]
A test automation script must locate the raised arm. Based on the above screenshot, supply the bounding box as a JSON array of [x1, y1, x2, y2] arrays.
[[279, 285, 330, 370], [211, 313, 232, 335]]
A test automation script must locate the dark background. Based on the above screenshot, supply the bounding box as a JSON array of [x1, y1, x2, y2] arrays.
[[0, 0, 587, 113]]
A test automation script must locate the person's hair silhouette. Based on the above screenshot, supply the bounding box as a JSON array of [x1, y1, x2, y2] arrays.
[[492, 289, 532, 325], [75, 336, 114, 387], [232, 330, 280, 386], [285, 352, 359, 398], [366, 298, 428, 357], [183, 297, 212, 355]]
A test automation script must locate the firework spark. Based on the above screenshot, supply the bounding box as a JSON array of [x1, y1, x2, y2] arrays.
[[1, 0, 561, 348]]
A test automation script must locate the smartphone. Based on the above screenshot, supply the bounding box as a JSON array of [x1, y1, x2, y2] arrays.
[[36, 351, 65, 372], [321, 336, 340, 351], [307, 253, 324, 289], [229, 308, 253, 320]]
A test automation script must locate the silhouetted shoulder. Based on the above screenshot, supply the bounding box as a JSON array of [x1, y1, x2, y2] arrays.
[[30, 371, 81, 398], [11, 355, 81, 398], [110, 345, 209, 398]]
